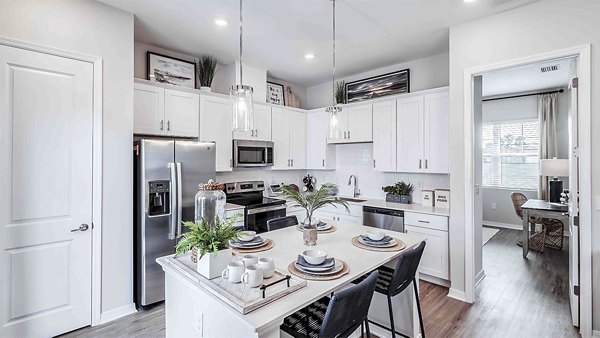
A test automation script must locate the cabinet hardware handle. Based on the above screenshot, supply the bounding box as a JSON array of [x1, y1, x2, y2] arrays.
[[251, 129, 254, 137], [418, 220, 430, 223], [291, 158, 294, 167], [322, 159, 325, 167], [343, 131, 347, 139], [167, 120, 170, 131], [160, 120, 164, 131], [419, 159, 422, 169], [373, 159, 376, 168], [288, 159, 290, 166], [425, 159, 428, 169], [230, 158, 232, 167], [255, 129, 258, 137], [347, 131, 350, 139]]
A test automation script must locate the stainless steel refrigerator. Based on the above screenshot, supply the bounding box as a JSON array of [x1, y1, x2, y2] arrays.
[[134, 139, 216, 307]]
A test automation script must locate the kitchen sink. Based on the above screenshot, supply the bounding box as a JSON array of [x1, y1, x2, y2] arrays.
[[337, 197, 367, 203]]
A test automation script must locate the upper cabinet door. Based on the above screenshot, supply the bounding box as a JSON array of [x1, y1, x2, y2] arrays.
[[306, 110, 336, 170], [397, 96, 424, 173], [200, 95, 233, 172], [253, 104, 272, 141], [372, 101, 397, 172], [346, 104, 373, 142], [271, 108, 290, 169], [288, 111, 306, 169], [164, 89, 199, 138], [134, 82, 165, 135], [423, 91, 449, 173]]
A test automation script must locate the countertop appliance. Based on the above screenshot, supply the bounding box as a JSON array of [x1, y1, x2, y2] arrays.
[[134, 139, 216, 307], [224, 181, 286, 233], [233, 140, 274, 167], [362, 206, 405, 233]]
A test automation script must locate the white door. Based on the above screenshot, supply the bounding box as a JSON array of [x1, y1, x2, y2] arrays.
[[288, 111, 306, 169], [423, 91, 449, 173], [397, 96, 424, 172], [271, 108, 290, 169], [372, 101, 397, 172], [346, 104, 373, 142], [405, 225, 449, 279], [253, 104, 272, 141], [164, 89, 199, 138], [200, 96, 232, 172], [0, 45, 93, 337], [134, 82, 165, 135], [568, 77, 579, 326]]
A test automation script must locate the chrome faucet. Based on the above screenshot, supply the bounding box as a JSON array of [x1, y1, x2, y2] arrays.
[[348, 175, 360, 197]]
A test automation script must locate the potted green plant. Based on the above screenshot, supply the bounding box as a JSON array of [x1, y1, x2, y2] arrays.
[[196, 55, 218, 92], [382, 181, 414, 204], [335, 80, 346, 104], [175, 215, 240, 279], [281, 184, 349, 245]]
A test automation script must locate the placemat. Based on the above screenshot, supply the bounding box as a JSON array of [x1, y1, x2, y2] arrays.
[[295, 225, 337, 234], [231, 238, 274, 254], [351, 236, 406, 252], [287, 260, 349, 281]]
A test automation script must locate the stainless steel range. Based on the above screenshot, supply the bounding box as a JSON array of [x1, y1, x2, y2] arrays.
[[223, 181, 286, 233]]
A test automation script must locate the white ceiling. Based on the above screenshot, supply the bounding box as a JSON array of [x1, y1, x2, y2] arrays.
[[98, 0, 539, 86], [482, 57, 574, 97]]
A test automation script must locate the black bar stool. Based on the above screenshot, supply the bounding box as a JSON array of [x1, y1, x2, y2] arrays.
[[266, 215, 298, 231], [281, 270, 380, 338], [353, 241, 427, 338]]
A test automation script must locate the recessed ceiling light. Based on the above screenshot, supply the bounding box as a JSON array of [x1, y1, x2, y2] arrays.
[[214, 18, 228, 26], [304, 53, 315, 59]]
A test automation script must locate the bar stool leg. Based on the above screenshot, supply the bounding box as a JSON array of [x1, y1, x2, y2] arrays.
[[361, 322, 364, 337], [413, 278, 425, 338], [387, 295, 396, 338], [365, 319, 371, 337]]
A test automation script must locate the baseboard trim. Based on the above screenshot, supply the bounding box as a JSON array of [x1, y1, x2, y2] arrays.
[[98, 303, 137, 325], [475, 269, 486, 286], [483, 221, 521, 230], [592, 330, 600, 337], [447, 288, 467, 302], [419, 274, 451, 288]]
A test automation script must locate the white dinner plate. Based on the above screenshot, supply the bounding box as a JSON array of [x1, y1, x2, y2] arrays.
[[229, 238, 267, 249], [316, 223, 332, 231], [357, 237, 397, 248], [295, 259, 343, 275]]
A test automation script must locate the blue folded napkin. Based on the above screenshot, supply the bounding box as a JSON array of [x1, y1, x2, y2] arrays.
[[296, 255, 335, 269], [360, 235, 393, 245], [231, 236, 264, 246]]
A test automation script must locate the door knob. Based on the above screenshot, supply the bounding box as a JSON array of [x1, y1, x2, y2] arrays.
[[71, 224, 90, 232]]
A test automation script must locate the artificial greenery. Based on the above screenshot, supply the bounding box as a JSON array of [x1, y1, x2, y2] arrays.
[[196, 55, 218, 88], [175, 215, 240, 259], [382, 181, 414, 196], [281, 183, 349, 226], [335, 80, 346, 104]]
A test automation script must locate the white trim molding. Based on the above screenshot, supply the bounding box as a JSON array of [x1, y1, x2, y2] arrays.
[[447, 288, 467, 302], [482, 221, 521, 230], [99, 304, 137, 325], [463, 44, 592, 338], [474, 269, 486, 287]]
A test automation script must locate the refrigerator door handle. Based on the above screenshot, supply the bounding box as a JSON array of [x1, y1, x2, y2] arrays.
[[175, 162, 183, 238], [168, 162, 177, 240]]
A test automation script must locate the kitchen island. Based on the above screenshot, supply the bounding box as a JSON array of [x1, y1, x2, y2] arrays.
[[157, 221, 426, 338]]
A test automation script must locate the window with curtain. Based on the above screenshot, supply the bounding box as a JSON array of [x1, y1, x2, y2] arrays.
[[482, 120, 539, 189]]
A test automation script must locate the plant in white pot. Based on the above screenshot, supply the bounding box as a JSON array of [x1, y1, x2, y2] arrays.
[[175, 215, 239, 279], [196, 55, 218, 92]]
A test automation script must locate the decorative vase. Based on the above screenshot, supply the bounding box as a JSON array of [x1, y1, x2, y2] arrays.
[[200, 86, 212, 92], [195, 180, 226, 226], [303, 216, 317, 246], [196, 248, 232, 279]]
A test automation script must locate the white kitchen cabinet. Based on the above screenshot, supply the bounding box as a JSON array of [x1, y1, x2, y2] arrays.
[[306, 110, 336, 170], [134, 82, 199, 138], [372, 101, 397, 172], [396, 89, 449, 174], [405, 225, 449, 280], [327, 103, 373, 143], [314, 210, 362, 224], [232, 103, 272, 141], [271, 107, 306, 169], [200, 95, 233, 172]]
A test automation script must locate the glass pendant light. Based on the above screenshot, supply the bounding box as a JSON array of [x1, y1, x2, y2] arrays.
[[231, 0, 254, 132], [326, 0, 341, 139]]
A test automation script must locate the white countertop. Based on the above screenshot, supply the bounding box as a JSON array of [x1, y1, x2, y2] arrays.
[[340, 196, 450, 217]]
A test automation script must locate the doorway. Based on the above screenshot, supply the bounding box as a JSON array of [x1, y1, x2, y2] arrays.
[[463, 45, 592, 337]]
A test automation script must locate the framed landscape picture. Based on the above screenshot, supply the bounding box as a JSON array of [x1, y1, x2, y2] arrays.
[[345, 69, 410, 103], [147, 51, 196, 88], [266, 82, 285, 105]]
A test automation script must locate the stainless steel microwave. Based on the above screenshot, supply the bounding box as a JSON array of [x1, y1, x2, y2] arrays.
[[233, 140, 274, 167]]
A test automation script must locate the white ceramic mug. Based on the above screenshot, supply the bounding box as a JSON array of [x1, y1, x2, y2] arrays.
[[241, 264, 264, 288], [221, 261, 245, 283], [242, 254, 258, 266], [258, 257, 275, 278]]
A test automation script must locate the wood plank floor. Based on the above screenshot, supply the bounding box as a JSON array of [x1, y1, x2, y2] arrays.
[[60, 228, 578, 338]]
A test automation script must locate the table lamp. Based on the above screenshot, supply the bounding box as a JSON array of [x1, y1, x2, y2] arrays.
[[539, 157, 569, 203]]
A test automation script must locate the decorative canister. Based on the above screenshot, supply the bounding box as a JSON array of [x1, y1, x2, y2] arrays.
[[302, 214, 318, 246], [195, 179, 226, 226], [434, 189, 450, 209], [422, 190, 434, 207]]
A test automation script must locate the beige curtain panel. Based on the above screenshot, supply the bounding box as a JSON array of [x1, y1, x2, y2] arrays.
[[538, 93, 558, 200]]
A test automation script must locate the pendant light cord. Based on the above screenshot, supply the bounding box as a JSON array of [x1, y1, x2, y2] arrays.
[[332, 0, 336, 106], [239, 0, 243, 85]]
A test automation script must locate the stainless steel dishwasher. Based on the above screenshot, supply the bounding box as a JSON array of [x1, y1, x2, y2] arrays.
[[362, 206, 404, 232]]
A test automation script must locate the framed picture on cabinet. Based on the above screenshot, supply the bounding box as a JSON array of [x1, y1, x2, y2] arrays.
[[266, 81, 285, 105], [147, 51, 196, 89], [345, 69, 410, 103]]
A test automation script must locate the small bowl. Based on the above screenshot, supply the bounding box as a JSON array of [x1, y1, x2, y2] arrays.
[[302, 249, 328, 265], [366, 230, 385, 241], [238, 231, 256, 242]]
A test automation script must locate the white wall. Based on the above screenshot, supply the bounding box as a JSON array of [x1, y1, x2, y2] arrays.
[[482, 188, 537, 226], [448, 0, 600, 330], [306, 52, 449, 109], [0, 0, 135, 318]]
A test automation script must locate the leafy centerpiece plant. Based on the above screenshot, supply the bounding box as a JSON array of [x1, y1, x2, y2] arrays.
[[281, 183, 348, 245]]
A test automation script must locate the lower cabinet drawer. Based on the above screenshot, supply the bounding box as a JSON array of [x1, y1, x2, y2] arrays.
[[405, 225, 449, 280], [313, 210, 362, 224], [405, 212, 448, 231]]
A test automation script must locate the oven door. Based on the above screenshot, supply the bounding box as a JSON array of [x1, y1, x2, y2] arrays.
[[233, 140, 274, 167], [246, 204, 286, 233]]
